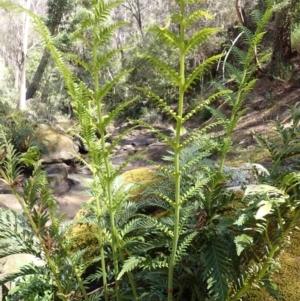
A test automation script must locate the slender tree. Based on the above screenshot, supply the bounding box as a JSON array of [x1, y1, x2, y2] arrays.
[[18, 0, 32, 110], [26, 0, 69, 100]]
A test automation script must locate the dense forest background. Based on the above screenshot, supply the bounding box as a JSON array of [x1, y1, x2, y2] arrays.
[[0, 0, 299, 121]]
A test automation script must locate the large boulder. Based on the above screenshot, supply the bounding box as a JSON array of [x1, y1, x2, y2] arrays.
[[36, 124, 79, 163]]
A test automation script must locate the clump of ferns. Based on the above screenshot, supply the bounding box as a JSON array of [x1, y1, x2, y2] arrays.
[[8, 2, 147, 299], [209, 0, 281, 171], [0, 132, 92, 300], [254, 103, 300, 178]]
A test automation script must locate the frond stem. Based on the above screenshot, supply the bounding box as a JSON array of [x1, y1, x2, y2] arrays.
[[93, 14, 109, 301], [12, 188, 66, 300], [168, 2, 185, 300]]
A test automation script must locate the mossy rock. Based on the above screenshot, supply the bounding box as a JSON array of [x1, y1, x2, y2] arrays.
[[244, 226, 300, 301], [68, 167, 159, 256]]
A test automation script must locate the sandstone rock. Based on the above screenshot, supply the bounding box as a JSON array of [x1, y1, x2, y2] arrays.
[[44, 163, 71, 196], [0, 254, 44, 301], [36, 124, 79, 163], [0, 195, 22, 212]]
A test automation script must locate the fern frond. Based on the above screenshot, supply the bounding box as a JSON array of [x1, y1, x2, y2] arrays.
[[185, 28, 221, 54], [143, 216, 174, 238], [182, 90, 231, 123], [179, 121, 224, 150], [149, 25, 179, 49], [117, 256, 145, 280], [175, 232, 198, 263], [145, 55, 180, 86], [183, 10, 213, 27], [239, 79, 257, 101], [65, 53, 92, 74], [230, 46, 247, 65], [0, 264, 46, 286], [180, 178, 209, 205], [225, 63, 243, 84], [111, 150, 147, 178], [136, 87, 178, 120], [203, 239, 232, 301], [184, 54, 224, 91], [240, 26, 253, 46], [97, 68, 133, 101], [206, 105, 229, 124], [105, 97, 138, 128]]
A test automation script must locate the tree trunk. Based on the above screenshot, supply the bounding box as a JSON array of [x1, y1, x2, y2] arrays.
[[269, 0, 295, 77], [26, 49, 50, 99], [26, 0, 68, 100], [18, 0, 32, 110]]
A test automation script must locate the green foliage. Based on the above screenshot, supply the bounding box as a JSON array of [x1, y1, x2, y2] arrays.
[[253, 102, 300, 175], [0, 130, 93, 300], [1, 1, 300, 301], [0, 109, 48, 156], [291, 23, 300, 52]]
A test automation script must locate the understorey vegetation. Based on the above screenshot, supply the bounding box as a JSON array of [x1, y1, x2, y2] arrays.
[[0, 0, 300, 301]]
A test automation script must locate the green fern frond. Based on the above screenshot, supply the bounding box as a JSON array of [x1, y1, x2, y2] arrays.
[[225, 63, 243, 84], [136, 87, 178, 120], [182, 90, 231, 123], [185, 28, 221, 54], [230, 46, 247, 65], [142, 255, 169, 271], [149, 25, 180, 49], [117, 256, 145, 280], [97, 68, 133, 102], [105, 97, 138, 128], [239, 79, 257, 100], [203, 238, 232, 301], [23, 167, 48, 209], [244, 33, 266, 69], [252, 132, 277, 159], [143, 216, 174, 238], [179, 121, 224, 150], [183, 10, 213, 27], [65, 53, 92, 74], [145, 55, 180, 86], [119, 218, 150, 237], [206, 105, 229, 124], [180, 178, 209, 205], [0, 264, 46, 286], [175, 232, 198, 263], [240, 26, 253, 46], [184, 54, 225, 91], [0, 134, 23, 186]]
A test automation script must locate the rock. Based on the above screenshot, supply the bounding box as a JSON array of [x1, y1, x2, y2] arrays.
[[44, 163, 71, 196], [36, 124, 79, 163], [0, 254, 44, 300], [67, 167, 159, 256], [0, 195, 22, 212], [222, 163, 269, 187]]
